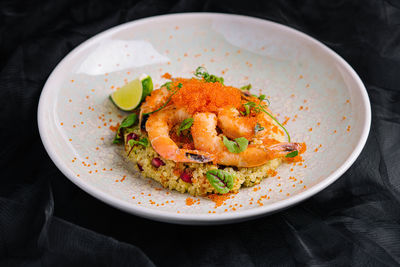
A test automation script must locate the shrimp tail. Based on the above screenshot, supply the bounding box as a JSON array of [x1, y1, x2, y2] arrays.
[[265, 142, 306, 156], [185, 150, 215, 163], [139, 113, 149, 131]]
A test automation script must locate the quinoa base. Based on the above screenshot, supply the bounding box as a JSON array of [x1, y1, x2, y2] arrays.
[[124, 126, 285, 196]]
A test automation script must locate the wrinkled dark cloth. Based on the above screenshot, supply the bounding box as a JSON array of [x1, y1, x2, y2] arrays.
[[1, 0, 400, 266]]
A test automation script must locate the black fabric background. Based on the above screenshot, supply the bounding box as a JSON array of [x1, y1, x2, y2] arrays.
[[1, 0, 400, 266]]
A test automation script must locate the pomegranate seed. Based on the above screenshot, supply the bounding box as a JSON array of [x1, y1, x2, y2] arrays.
[[137, 163, 143, 171], [126, 133, 138, 142], [180, 171, 192, 183], [151, 158, 165, 168]]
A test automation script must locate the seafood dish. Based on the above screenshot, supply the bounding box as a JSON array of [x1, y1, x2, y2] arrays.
[[112, 67, 305, 196]]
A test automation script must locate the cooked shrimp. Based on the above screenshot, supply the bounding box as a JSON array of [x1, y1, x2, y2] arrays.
[[217, 107, 256, 140], [217, 103, 275, 140], [145, 106, 215, 163], [139, 87, 170, 129], [192, 112, 302, 167]]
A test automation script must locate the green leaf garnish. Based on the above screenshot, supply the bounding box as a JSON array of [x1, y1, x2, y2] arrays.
[[254, 123, 264, 134], [258, 94, 266, 101], [177, 118, 193, 136], [222, 136, 248, 153], [285, 150, 298, 158], [206, 169, 235, 194], [194, 66, 224, 84], [240, 84, 252, 91], [128, 137, 149, 147], [113, 113, 138, 144]]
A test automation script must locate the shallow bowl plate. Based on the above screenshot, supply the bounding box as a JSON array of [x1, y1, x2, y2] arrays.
[[38, 13, 371, 224]]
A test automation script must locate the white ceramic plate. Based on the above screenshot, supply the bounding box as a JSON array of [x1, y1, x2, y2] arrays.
[[38, 13, 371, 224]]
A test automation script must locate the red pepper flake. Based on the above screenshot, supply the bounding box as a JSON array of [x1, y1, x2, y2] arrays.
[[60, 122, 64, 126], [309, 127, 313, 132]]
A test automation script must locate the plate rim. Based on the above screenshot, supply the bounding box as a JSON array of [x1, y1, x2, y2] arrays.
[[37, 12, 371, 224]]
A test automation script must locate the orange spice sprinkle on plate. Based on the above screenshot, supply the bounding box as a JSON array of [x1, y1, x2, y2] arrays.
[[186, 197, 195, 206], [207, 193, 232, 208]]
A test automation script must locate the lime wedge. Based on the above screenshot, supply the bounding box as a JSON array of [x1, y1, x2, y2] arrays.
[[140, 74, 153, 101], [110, 78, 143, 111]]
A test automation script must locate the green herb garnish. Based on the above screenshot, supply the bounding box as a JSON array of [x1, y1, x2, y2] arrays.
[[161, 81, 173, 90], [285, 150, 298, 158], [243, 100, 290, 142], [143, 83, 183, 116], [206, 169, 235, 194], [177, 118, 193, 136], [258, 94, 266, 101], [243, 102, 255, 116], [254, 123, 264, 134], [240, 84, 252, 91], [222, 136, 248, 153], [127, 137, 149, 156], [113, 113, 138, 144], [194, 66, 224, 84], [259, 106, 291, 142], [128, 137, 149, 147]]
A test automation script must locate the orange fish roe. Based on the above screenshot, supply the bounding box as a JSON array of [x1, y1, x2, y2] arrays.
[[207, 193, 232, 208], [162, 72, 172, 79], [171, 78, 241, 114], [185, 197, 195, 206], [109, 123, 120, 132], [267, 169, 278, 177]]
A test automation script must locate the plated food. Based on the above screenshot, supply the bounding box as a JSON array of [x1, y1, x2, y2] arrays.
[[112, 67, 306, 196], [38, 13, 370, 224]]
